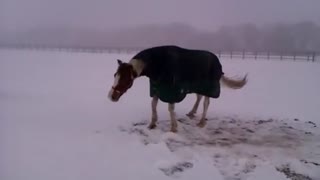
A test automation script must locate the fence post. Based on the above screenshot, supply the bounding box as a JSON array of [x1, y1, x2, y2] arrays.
[[293, 52, 296, 61], [280, 52, 283, 60], [312, 52, 316, 62], [230, 51, 233, 59], [218, 50, 221, 58], [242, 50, 245, 59], [255, 51, 257, 60]]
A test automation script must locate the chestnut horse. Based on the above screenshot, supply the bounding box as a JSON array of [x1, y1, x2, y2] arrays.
[[108, 46, 247, 132]]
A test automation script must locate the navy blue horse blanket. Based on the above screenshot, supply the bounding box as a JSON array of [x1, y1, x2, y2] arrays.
[[132, 46, 224, 103]]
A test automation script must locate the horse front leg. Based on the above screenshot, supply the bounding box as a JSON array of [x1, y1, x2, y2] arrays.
[[148, 96, 158, 129], [186, 94, 203, 119], [197, 96, 210, 128], [168, 103, 178, 133]]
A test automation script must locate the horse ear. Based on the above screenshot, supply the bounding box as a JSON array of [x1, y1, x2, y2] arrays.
[[117, 59, 123, 65]]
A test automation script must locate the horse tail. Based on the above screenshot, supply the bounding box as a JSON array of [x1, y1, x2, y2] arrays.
[[220, 73, 248, 89]]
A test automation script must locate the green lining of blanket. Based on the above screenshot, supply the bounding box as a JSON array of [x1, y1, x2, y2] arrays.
[[149, 79, 220, 103]]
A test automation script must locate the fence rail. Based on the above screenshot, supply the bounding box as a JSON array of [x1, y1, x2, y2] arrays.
[[1, 45, 318, 62], [215, 50, 317, 62]]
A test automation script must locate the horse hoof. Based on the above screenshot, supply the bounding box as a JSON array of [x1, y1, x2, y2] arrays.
[[186, 113, 195, 119], [170, 128, 178, 133], [148, 123, 157, 129], [197, 121, 206, 128]]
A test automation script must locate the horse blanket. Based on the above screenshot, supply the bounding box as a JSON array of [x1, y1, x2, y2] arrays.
[[132, 46, 224, 103]]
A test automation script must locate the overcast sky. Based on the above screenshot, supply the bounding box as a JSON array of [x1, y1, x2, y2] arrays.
[[1, 0, 320, 33]]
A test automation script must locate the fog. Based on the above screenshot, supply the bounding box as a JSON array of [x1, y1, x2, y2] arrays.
[[1, 0, 320, 51]]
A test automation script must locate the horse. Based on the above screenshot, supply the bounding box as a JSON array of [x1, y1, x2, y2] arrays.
[[108, 45, 247, 133]]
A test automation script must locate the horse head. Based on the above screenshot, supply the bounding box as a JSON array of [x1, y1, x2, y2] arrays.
[[108, 59, 137, 102]]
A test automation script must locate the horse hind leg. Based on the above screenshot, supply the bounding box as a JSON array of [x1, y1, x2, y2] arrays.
[[186, 94, 203, 119], [169, 103, 178, 133], [197, 96, 210, 128], [148, 96, 158, 129]]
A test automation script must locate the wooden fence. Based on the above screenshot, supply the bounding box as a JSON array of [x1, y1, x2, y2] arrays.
[[215, 50, 317, 62], [72, 48, 318, 62], [79, 48, 318, 62]]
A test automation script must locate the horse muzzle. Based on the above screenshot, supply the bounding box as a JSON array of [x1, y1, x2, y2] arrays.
[[108, 87, 124, 102]]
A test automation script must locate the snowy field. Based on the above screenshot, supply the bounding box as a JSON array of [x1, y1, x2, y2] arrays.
[[1, 49, 320, 180]]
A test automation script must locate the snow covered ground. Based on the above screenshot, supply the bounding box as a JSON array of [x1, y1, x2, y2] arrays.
[[1, 49, 320, 180]]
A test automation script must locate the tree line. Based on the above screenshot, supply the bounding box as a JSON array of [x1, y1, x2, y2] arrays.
[[1, 21, 319, 53]]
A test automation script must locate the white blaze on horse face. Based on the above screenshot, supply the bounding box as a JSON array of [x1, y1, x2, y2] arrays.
[[108, 73, 120, 101], [113, 73, 120, 87]]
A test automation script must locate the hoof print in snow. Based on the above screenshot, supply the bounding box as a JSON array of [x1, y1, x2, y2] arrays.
[[257, 119, 273, 125], [129, 128, 148, 137], [294, 118, 299, 121], [280, 125, 295, 130], [306, 121, 317, 128], [300, 159, 320, 166], [276, 164, 312, 180], [304, 131, 313, 135], [165, 139, 192, 152], [229, 119, 236, 124], [133, 121, 148, 126], [159, 162, 193, 176], [242, 127, 255, 133], [178, 118, 191, 125], [213, 130, 223, 135], [242, 163, 256, 174]]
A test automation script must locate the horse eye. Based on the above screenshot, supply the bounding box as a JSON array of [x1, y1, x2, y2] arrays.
[[114, 73, 116, 77]]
